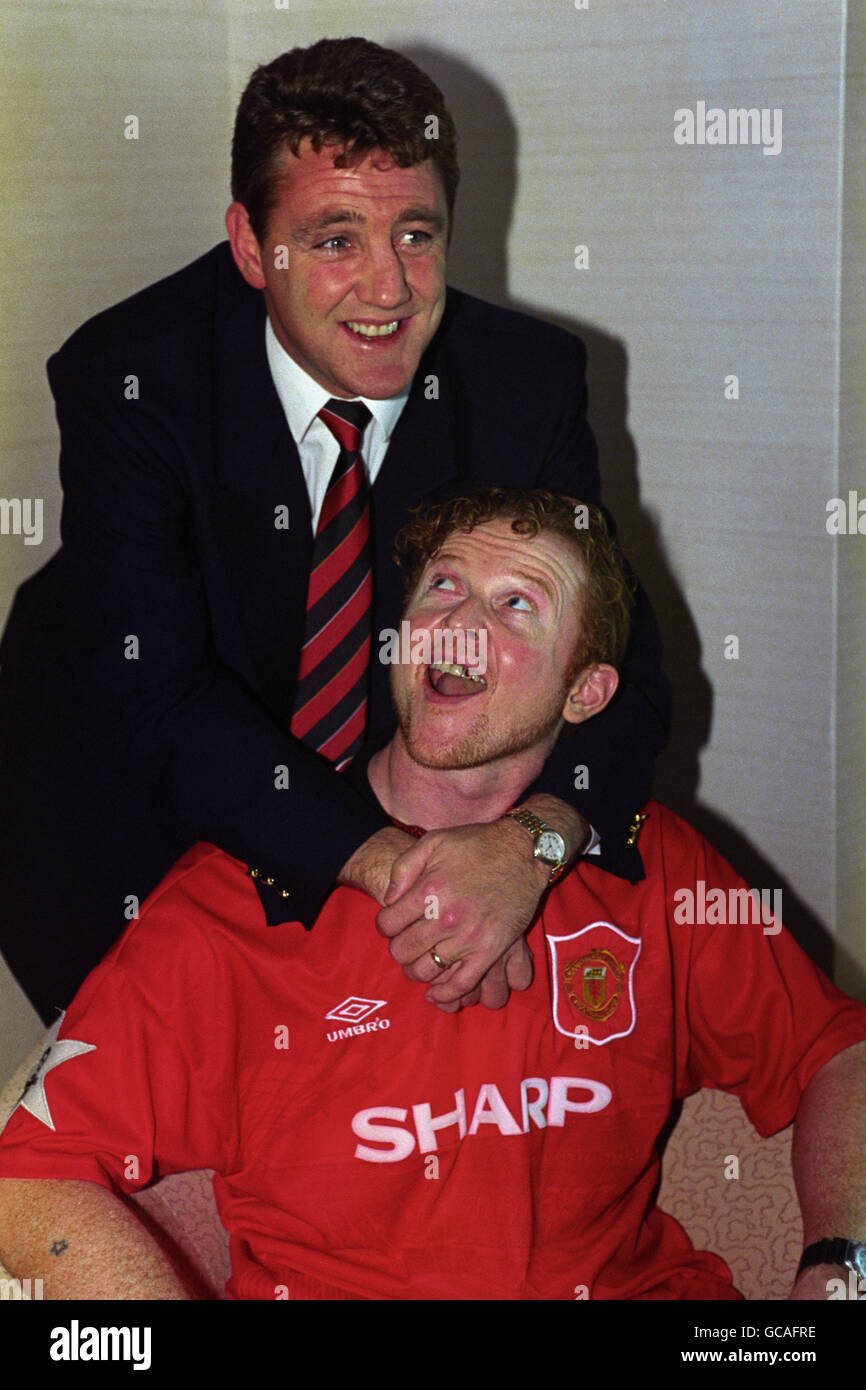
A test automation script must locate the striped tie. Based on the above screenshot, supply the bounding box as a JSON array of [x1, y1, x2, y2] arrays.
[[290, 399, 373, 770]]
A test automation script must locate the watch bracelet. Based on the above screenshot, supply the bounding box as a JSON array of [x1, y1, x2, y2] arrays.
[[796, 1237, 866, 1279], [505, 807, 566, 881]]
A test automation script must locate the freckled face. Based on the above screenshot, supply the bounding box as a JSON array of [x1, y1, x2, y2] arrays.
[[245, 143, 448, 400], [391, 521, 587, 769]]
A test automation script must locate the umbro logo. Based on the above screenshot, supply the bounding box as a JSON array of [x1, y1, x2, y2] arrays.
[[325, 997, 386, 1023], [325, 997, 391, 1044]]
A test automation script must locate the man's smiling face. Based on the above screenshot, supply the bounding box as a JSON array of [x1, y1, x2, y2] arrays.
[[226, 141, 448, 400], [391, 519, 592, 772]]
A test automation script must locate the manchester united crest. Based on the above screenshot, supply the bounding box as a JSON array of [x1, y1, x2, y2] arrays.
[[546, 922, 641, 1044]]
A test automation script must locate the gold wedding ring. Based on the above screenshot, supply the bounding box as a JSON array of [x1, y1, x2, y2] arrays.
[[430, 948, 449, 971]]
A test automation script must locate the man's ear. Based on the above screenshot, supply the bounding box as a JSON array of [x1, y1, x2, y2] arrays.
[[561, 663, 619, 725], [225, 202, 267, 290]]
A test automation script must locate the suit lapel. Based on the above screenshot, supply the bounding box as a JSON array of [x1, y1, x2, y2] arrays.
[[209, 262, 313, 719], [213, 269, 308, 515]]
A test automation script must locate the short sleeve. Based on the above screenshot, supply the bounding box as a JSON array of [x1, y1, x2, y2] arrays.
[[0, 881, 238, 1192], [673, 828, 866, 1136]]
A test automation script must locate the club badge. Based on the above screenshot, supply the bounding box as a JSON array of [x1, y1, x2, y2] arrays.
[[546, 921, 641, 1045]]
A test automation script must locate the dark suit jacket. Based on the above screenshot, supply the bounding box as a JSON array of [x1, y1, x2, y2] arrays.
[[0, 242, 670, 1020]]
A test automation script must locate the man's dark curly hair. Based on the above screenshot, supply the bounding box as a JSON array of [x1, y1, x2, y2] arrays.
[[232, 37, 460, 242], [395, 488, 635, 674]]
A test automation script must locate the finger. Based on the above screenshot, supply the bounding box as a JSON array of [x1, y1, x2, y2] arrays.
[[478, 957, 509, 1011], [424, 955, 488, 1004], [402, 952, 463, 986], [382, 840, 428, 906], [385, 918, 451, 967], [376, 882, 440, 938], [430, 980, 481, 1012], [431, 997, 463, 1014], [504, 939, 534, 992]]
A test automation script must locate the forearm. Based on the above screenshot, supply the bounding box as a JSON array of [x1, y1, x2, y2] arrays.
[[792, 1040, 866, 1244], [159, 674, 390, 920], [789, 1040, 866, 1297], [0, 1178, 191, 1299], [45, 562, 390, 925], [338, 825, 417, 904], [343, 795, 586, 907]]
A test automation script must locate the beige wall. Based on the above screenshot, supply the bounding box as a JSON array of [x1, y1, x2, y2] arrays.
[[836, 0, 866, 998], [1, 0, 862, 1076]]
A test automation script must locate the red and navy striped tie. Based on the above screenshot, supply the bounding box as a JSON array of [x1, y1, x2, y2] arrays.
[[291, 399, 373, 770]]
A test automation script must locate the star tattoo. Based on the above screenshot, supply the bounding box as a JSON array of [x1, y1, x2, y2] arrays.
[[13, 1014, 96, 1132], [50, 1239, 69, 1256]]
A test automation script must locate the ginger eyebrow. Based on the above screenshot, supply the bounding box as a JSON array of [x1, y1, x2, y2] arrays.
[[428, 554, 557, 606], [505, 567, 557, 606]]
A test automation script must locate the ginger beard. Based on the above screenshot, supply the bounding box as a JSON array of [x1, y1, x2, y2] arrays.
[[389, 637, 577, 771]]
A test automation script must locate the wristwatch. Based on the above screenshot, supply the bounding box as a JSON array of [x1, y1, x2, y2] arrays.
[[796, 1238, 866, 1280], [505, 807, 567, 883]]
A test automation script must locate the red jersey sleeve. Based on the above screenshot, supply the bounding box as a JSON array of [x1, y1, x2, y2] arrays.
[[0, 849, 239, 1193], [664, 812, 866, 1136]]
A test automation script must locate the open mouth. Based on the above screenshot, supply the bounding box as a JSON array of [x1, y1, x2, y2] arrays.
[[426, 661, 488, 697], [342, 319, 406, 341]]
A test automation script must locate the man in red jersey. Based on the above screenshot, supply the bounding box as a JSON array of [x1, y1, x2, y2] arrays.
[[0, 489, 864, 1301]]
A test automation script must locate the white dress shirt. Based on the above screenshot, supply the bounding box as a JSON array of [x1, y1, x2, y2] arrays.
[[265, 318, 410, 534]]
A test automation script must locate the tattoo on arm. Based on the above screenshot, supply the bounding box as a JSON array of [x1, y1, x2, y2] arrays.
[[49, 1238, 69, 1256]]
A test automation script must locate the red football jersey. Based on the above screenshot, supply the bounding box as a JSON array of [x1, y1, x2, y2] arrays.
[[1, 803, 864, 1300]]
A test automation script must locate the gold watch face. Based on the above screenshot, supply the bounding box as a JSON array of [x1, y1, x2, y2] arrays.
[[536, 829, 566, 866]]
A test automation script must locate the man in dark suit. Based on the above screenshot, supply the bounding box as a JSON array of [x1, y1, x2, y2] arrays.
[[0, 37, 670, 1024]]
